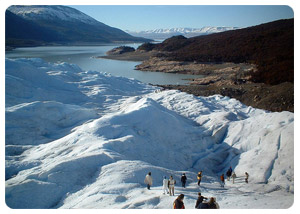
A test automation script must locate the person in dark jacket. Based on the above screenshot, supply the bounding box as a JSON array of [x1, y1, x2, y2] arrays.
[[226, 166, 233, 181], [173, 194, 185, 209], [181, 173, 187, 188], [195, 192, 208, 208]]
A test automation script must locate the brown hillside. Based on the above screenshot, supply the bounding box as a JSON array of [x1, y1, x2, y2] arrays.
[[152, 19, 294, 85]]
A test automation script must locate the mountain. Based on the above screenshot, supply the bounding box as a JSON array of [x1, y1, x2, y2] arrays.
[[142, 19, 294, 85], [7, 5, 101, 25], [5, 58, 294, 208], [6, 5, 150, 48], [5, 10, 67, 48], [126, 27, 239, 40]]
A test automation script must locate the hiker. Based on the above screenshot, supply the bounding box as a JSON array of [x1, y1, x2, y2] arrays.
[[232, 172, 237, 184], [173, 194, 185, 209], [220, 174, 225, 187], [181, 173, 187, 188], [226, 166, 232, 181], [162, 176, 169, 194], [197, 171, 202, 186], [168, 175, 176, 196], [144, 172, 153, 190], [245, 172, 249, 183], [195, 192, 208, 208]]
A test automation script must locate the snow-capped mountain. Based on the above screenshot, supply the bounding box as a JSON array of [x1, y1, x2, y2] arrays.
[[8, 5, 100, 25], [5, 58, 294, 209], [127, 27, 240, 40], [6, 5, 150, 47]]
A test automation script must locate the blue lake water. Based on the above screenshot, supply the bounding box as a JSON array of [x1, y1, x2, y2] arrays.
[[5, 44, 203, 85]]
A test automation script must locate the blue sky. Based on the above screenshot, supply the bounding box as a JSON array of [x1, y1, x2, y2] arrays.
[[70, 5, 294, 31]]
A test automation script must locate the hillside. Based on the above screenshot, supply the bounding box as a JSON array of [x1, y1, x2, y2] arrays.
[[5, 58, 294, 209], [145, 19, 294, 85], [6, 5, 150, 48], [5, 10, 67, 48]]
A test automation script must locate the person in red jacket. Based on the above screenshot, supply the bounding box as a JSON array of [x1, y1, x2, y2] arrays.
[[220, 174, 225, 187], [173, 194, 185, 209]]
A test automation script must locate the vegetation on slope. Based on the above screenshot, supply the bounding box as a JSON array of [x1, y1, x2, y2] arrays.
[[142, 19, 294, 85]]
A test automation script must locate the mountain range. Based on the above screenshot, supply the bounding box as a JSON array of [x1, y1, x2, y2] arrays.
[[5, 5, 150, 48], [126, 27, 239, 40]]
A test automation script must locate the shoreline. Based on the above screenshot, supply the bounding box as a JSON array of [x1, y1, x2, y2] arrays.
[[97, 50, 294, 112], [96, 50, 157, 62], [157, 82, 294, 113]]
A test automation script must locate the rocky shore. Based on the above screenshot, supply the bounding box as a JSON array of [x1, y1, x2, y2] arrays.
[[98, 47, 157, 62], [158, 82, 294, 112], [98, 48, 294, 112]]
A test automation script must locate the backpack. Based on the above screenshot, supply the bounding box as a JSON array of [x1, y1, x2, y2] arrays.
[[197, 202, 209, 209]]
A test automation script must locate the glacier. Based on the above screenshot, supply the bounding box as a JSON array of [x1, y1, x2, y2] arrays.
[[4, 58, 294, 209]]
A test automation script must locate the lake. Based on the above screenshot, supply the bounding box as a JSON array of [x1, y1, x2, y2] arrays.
[[5, 44, 203, 85]]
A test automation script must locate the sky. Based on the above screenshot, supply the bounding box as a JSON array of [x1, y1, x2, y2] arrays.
[[69, 5, 294, 31]]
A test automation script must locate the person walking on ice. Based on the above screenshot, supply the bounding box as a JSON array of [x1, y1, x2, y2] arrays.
[[197, 171, 202, 186], [162, 176, 169, 194], [232, 172, 237, 184], [144, 172, 153, 190], [181, 173, 187, 188], [220, 174, 225, 187], [168, 175, 176, 196], [245, 172, 249, 183], [226, 166, 232, 181]]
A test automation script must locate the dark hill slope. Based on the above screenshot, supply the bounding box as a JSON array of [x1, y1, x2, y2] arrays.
[[152, 19, 294, 85], [6, 5, 150, 48], [5, 10, 67, 47]]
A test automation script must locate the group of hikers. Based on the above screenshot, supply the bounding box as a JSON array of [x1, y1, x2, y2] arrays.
[[144, 171, 219, 209], [144, 168, 250, 209], [220, 167, 249, 187], [144, 172, 180, 196], [173, 192, 220, 209]]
